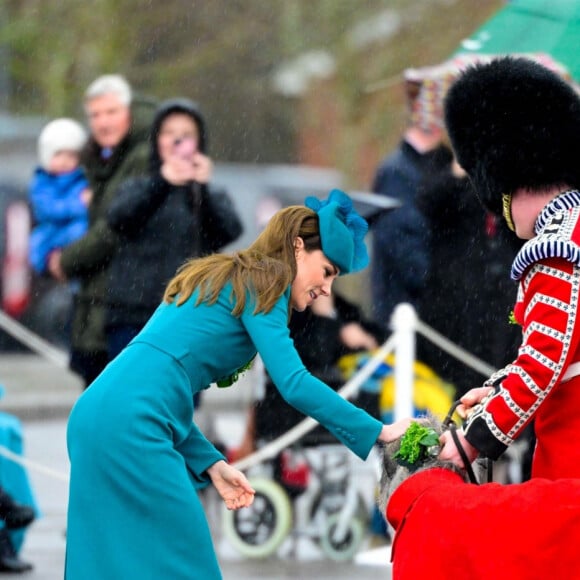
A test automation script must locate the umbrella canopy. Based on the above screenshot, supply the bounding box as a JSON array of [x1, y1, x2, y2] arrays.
[[454, 0, 580, 81]]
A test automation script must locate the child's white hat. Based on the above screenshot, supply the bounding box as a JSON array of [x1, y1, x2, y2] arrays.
[[38, 118, 88, 170]]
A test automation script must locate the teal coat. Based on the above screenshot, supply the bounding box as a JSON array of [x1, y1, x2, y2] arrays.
[[65, 285, 382, 579]]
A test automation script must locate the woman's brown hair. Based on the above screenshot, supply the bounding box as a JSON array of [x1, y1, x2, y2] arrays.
[[163, 205, 321, 315]]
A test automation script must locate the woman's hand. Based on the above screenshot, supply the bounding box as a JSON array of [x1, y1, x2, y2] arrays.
[[377, 417, 414, 444], [438, 428, 479, 468], [207, 460, 255, 510], [456, 386, 494, 419]]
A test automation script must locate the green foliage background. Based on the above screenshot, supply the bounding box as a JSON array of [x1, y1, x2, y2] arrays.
[[1, 0, 502, 180]]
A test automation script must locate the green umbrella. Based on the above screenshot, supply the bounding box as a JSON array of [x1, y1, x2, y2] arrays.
[[454, 0, 580, 80]]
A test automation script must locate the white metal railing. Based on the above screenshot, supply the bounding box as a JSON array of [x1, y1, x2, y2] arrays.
[[0, 309, 68, 368], [233, 332, 398, 470], [391, 302, 416, 421], [233, 302, 496, 470], [0, 303, 497, 480]]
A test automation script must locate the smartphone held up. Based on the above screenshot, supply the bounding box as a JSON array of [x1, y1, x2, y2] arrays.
[[174, 137, 197, 160]]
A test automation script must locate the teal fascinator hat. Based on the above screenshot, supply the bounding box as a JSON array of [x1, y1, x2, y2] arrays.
[[304, 189, 369, 275]]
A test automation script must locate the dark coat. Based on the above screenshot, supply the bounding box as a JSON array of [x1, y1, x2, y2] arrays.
[[105, 175, 242, 328], [371, 140, 452, 325], [255, 294, 386, 445], [60, 97, 155, 352], [105, 98, 243, 329], [415, 171, 523, 397]]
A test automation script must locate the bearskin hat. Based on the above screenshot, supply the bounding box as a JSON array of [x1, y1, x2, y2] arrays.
[[444, 56, 580, 214]]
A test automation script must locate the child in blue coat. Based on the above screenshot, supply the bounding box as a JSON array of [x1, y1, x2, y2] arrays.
[[28, 118, 90, 275]]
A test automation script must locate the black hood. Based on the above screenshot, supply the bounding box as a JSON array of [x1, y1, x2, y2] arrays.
[[149, 97, 207, 172]]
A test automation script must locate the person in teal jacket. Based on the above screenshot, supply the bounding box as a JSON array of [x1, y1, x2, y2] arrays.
[[65, 189, 409, 579]]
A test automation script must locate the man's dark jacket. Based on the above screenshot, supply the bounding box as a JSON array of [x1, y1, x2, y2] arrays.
[[60, 97, 155, 353]]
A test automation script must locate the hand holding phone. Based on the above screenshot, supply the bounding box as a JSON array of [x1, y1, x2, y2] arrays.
[[163, 137, 212, 185], [173, 137, 197, 160]]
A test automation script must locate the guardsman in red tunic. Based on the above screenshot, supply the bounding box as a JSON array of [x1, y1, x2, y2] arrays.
[[439, 56, 580, 479]]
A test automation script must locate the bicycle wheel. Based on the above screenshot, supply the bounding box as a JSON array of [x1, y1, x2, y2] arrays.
[[222, 477, 293, 558], [319, 513, 365, 561]]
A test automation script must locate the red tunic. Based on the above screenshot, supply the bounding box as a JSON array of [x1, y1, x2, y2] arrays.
[[387, 468, 580, 580], [463, 190, 580, 478]]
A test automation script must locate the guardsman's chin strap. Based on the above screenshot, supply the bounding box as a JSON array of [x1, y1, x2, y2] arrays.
[[443, 401, 492, 484]]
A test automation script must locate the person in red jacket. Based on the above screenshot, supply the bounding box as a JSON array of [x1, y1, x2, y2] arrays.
[[440, 56, 580, 480]]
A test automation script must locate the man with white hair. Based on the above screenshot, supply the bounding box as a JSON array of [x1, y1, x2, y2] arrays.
[[48, 74, 155, 387], [83, 74, 133, 159]]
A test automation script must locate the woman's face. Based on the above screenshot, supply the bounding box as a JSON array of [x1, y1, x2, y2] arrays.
[[291, 237, 339, 312], [157, 113, 199, 163]]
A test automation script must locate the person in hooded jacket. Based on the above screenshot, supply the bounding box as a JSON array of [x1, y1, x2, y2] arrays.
[[105, 98, 243, 360]]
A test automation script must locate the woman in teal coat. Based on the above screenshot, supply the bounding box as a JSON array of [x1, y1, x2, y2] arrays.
[[65, 189, 408, 579]]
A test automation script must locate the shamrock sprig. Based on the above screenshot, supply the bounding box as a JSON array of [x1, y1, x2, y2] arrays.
[[216, 356, 256, 388], [393, 422, 440, 467]]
